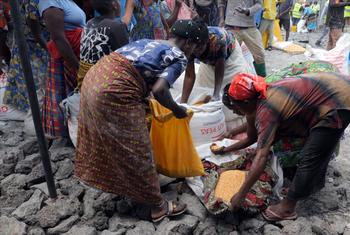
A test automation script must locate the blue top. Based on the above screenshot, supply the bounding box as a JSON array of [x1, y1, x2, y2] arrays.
[[116, 39, 187, 86], [38, 0, 86, 30], [304, 7, 313, 16]]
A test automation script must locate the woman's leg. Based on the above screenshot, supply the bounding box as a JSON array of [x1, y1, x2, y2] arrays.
[[264, 126, 345, 220], [267, 20, 275, 48]]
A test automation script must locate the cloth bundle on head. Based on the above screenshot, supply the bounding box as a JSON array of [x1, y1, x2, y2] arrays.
[[228, 73, 268, 101], [171, 19, 209, 43]]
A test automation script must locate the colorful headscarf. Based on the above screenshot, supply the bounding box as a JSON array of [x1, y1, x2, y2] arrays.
[[228, 73, 269, 101], [170, 19, 209, 43]]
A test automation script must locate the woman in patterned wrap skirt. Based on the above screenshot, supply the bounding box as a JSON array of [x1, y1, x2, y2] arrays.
[[75, 19, 209, 222]]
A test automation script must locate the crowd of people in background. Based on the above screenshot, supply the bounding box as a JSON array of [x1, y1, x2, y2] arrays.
[[0, 0, 350, 223]]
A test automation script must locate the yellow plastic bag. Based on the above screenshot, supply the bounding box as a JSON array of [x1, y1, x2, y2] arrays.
[[291, 25, 297, 33], [149, 99, 205, 178]]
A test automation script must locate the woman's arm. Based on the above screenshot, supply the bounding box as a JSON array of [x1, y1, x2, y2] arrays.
[[165, 0, 182, 27], [181, 59, 196, 103], [152, 78, 188, 118], [160, 11, 170, 38], [218, 0, 226, 27], [27, 18, 47, 51], [123, 0, 135, 25], [43, 8, 79, 70], [217, 115, 257, 153], [224, 123, 247, 138], [213, 58, 225, 100], [230, 146, 270, 209]]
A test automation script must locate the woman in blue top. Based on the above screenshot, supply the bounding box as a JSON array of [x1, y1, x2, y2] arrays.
[[75, 20, 208, 223], [38, 0, 86, 139]]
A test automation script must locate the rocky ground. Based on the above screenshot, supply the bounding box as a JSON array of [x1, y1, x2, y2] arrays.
[[1, 31, 350, 235]]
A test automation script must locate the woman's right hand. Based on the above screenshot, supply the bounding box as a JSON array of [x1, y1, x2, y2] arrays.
[[173, 105, 188, 119], [211, 145, 226, 155]]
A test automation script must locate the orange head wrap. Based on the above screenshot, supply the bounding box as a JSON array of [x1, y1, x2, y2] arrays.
[[228, 73, 268, 101]]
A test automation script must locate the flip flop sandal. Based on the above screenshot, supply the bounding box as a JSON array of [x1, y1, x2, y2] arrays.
[[262, 207, 297, 222], [152, 201, 187, 223]]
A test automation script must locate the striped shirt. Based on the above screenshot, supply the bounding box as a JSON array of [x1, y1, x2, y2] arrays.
[[256, 73, 350, 149]]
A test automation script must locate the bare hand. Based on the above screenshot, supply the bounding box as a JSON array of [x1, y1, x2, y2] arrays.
[[173, 105, 188, 119], [235, 7, 249, 15], [219, 20, 225, 27], [210, 144, 226, 155]]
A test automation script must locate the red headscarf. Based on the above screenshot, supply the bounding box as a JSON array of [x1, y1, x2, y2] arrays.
[[228, 73, 269, 100]]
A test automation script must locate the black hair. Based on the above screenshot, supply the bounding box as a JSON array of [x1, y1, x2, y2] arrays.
[[170, 19, 209, 44], [222, 83, 235, 109], [91, 0, 116, 15]]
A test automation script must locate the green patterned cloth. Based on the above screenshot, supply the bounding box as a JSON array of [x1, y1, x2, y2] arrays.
[[272, 138, 306, 168], [265, 60, 339, 83]]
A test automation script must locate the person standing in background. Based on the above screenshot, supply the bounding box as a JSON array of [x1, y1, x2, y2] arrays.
[[278, 0, 293, 41], [218, 0, 267, 77], [95, 0, 137, 31], [304, 2, 318, 32], [123, 0, 168, 41], [38, 0, 86, 139], [344, 5, 350, 32], [0, 0, 10, 67], [311, 1, 321, 15], [315, 0, 330, 46], [160, 0, 195, 27], [77, 0, 129, 89], [187, 0, 220, 26], [326, 0, 350, 50], [74, 0, 94, 20], [291, 0, 304, 26], [259, 0, 277, 51], [3, 0, 49, 113]]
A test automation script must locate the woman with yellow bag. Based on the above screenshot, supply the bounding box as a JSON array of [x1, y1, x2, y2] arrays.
[[75, 19, 209, 223]]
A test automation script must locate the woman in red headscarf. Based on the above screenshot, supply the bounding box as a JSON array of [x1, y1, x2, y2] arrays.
[[216, 72, 350, 222]]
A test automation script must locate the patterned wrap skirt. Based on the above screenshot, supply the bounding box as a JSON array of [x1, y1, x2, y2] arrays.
[[41, 57, 77, 138], [42, 29, 81, 138], [3, 40, 48, 112], [75, 52, 163, 205]]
